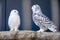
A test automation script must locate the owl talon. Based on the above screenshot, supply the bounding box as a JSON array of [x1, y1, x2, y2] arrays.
[[15, 29, 19, 31], [37, 29, 45, 32]]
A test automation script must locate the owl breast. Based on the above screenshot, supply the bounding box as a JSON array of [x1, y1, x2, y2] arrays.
[[8, 14, 20, 29]]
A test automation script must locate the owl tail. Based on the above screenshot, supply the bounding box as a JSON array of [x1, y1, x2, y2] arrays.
[[48, 25, 58, 32]]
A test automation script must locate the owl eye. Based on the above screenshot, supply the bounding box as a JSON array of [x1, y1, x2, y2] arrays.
[[14, 11, 16, 12]]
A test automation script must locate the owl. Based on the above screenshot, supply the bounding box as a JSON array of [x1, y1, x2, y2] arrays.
[[8, 9, 20, 31], [32, 4, 58, 32]]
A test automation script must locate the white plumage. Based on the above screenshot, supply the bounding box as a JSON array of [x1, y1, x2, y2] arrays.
[[8, 9, 20, 31], [32, 4, 58, 32]]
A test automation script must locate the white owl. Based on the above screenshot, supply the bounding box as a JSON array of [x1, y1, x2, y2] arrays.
[[32, 4, 58, 32], [8, 9, 20, 31]]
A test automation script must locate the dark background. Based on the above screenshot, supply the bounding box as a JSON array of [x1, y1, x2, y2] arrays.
[[0, 0, 60, 31]]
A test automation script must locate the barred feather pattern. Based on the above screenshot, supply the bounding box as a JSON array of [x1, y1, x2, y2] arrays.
[[32, 4, 58, 32]]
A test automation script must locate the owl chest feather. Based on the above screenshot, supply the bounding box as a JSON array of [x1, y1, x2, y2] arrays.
[[8, 13, 20, 28]]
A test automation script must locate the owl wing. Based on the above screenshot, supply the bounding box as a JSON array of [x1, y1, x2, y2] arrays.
[[40, 14, 57, 32]]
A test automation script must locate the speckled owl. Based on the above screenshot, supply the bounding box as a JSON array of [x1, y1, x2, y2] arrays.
[[32, 4, 58, 32]]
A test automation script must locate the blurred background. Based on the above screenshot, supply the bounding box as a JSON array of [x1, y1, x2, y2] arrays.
[[0, 0, 60, 31]]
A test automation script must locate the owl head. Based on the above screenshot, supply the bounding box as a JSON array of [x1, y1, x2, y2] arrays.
[[10, 9, 19, 15], [32, 4, 41, 13]]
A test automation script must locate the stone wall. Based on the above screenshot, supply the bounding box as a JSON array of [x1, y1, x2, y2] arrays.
[[0, 30, 60, 40]]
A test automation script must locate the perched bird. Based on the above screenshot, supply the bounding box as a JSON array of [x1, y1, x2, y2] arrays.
[[8, 9, 20, 31], [32, 4, 58, 32]]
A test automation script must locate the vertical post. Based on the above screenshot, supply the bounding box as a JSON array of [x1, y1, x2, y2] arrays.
[[0, 2, 2, 30], [51, 0, 59, 30], [22, 0, 31, 30]]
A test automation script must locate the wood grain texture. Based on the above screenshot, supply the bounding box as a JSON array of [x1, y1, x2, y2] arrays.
[[0, 30, 60, 40]]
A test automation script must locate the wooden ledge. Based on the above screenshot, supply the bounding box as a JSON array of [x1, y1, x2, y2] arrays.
[[0, 30, 60, 40]]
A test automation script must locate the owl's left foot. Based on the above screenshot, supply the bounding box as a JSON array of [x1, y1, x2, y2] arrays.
[[15, 28, 19, 31], [37, 29, 45, 32]]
